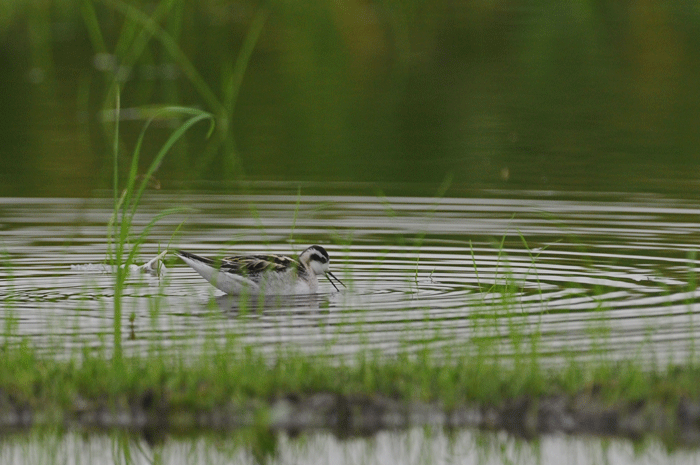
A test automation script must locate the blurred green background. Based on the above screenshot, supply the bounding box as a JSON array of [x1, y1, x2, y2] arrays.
[[1, 0, 699, 197]]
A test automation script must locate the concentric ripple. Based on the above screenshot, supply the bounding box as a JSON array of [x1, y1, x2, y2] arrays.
[[1, 191, 700, 365]]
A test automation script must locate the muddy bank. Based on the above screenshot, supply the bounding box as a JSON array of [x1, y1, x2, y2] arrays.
[[2, 391, 700, 444]]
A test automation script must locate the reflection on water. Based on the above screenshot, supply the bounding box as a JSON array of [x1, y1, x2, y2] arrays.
[[1, 190, 699, 366], [214, 293, 330, 314], [2, 427, 699, 465], [4, 3, 700, 197]]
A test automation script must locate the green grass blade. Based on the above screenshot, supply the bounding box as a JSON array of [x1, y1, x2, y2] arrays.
[[128, 107, 214, 221]]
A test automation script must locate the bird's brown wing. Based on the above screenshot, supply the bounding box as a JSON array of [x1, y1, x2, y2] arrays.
[[220, 254, 299, 276]]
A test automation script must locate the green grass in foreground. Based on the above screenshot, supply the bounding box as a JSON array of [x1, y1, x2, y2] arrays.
[[0, 341, 699, 417]]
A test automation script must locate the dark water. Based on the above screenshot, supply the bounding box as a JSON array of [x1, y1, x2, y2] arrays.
[[3, 3, 700, 197]]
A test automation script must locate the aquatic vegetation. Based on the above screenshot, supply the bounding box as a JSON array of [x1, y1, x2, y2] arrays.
[[2, 324, 700, 442], [107, 96, 214, 361]]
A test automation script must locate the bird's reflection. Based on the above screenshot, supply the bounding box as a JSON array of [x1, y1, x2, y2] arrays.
[[214, 292, 333, 316]]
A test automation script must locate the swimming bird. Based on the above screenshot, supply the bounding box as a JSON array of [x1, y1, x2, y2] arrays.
[[176, 245, 345, 295]]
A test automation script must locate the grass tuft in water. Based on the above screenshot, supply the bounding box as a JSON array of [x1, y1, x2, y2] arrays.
[[107, 89, 214, 362]]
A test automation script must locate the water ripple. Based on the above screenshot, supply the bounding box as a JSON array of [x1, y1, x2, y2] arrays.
[[1, 191, 700, 365]]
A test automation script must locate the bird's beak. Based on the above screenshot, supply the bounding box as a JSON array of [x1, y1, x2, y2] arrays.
[[326, 271, 346, 292]]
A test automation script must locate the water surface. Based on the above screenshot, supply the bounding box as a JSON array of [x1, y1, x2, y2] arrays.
[[2, 427, 700, 465], [2, 189, 699, 366]]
